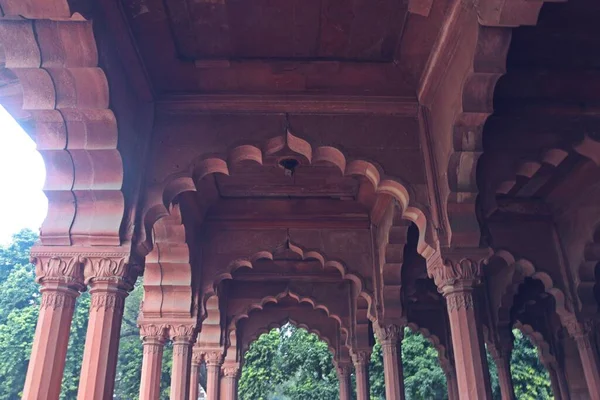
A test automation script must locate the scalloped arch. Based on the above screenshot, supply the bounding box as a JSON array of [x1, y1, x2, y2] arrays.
[[243, 318, 338, 360], [513, 321, 557, 366], [406, 322, 451, 372], [494, 250, 575, 328], [231, 290, 350, 352], [137, 133, 435, 258]]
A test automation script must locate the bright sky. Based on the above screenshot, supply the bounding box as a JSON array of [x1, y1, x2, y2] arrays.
[[0, 105, 47, 244]]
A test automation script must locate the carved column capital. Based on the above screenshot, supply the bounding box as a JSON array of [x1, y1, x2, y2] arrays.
[[335, 362, 352, 378], [83, 254, 135, 289], [192, 347, 205, 366], [168, 323, 196, 343], [31, 252, 85, 291], [351, 350, 371, 366], [374, 323, 404, 345], [203, 350, 224, 367], [223, 365, 240, 378], [139, 323, 169, 345], [566, 318, 595, 349], [428, 248, 490, 295]]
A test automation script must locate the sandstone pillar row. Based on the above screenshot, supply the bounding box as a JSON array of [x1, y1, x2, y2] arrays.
[[189, 348, 203, 400], [170, 325, 195, 400], [375, 324, 406, 400], [429, 251, 493, 400], [139, 324, 168, 400], [351, 350, 370, 400], [336, 363, 353, 400], [23, 254, 85, 400], [222, 365, 241, 400], [567, 320, 600, 400], [204, 350, 224, 400], [78, 255, 134, 400]]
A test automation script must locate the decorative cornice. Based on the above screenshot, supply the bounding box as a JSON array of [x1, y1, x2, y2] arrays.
[[156, 93, 418, 116]]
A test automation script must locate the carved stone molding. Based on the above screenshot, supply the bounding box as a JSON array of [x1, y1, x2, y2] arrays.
[[90, 292, 126, 311], [374, 323, 404, 345], [566, 318, 595, 349], [351, 350, 371, 366], [336, 363, 352, 378], [446, 292, 475, 312], [40, 291, 77, 310], [139, 323, 169, 346]]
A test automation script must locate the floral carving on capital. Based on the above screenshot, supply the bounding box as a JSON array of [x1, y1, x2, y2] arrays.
[[139, 323, 169, 344], [203, 350, 224, 366], [428, 249, 489, 293], [223, 366, 240, 378], [336, 363, 352, 378], [83, 256, 135, 288], [192, 348, 205, 365], [168, 324, 196, 342], [33, 255, 85, 289], [40, 291, 77, 310], [566, 318, 595, 349], [374, 323, 404, 344], [445, 292, 474, 312], [351, 350, 370, 366]]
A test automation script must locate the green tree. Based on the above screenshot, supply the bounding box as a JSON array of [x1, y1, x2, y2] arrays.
[[510, 329, 553, 400]]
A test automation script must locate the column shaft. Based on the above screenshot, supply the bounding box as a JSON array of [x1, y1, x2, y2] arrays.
[[222, 366, 240, 400], [445, 369, 460, 400], [189, 362, 201, 400], [171, 338, 193, 400], [77, 283, 128, 400], [337, 365, 352, 400], [352, 351, 370, 400], [139, 325, 167, 400], [23, 285, 80, 400], [376, 325, 405, 400], [494, 355, 516, 400], [574, 334, 600, 400], [204, 351, 223, 400], [445, 290, 492, 400]]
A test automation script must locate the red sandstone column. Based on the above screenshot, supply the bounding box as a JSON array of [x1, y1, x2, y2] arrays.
[[204, 350, 224, 400], [222, 365, 240, 400], [375, 324, 406, 400], [567, 320, 600, 400], [77, 257, 133, 400], [23, 255, 84, 400], [189, 348, 203, 400], [139, 323, 168, 400], [444, 367, 459, 400], [543, 361, 569, 400], [336, 363, 352, 400], [429, 251, 492, 400], [351, 350, 370, 400], [490, 333, 516, 400], [170, 325, 195, 400]]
